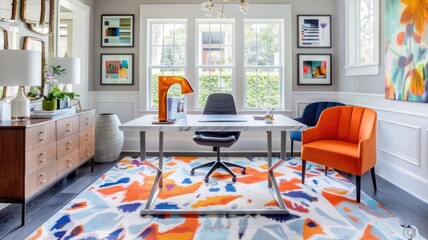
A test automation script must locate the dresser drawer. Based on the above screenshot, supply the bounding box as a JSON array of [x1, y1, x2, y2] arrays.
[[79, 111, 95, 131], [79, 127, 95, 147], [25, 142, 56, 175], [26, 122, 56, 151], [79, 141, 95, 163], [25, 163, 55, 198], [57, 116, 79, 140], [57, 134, 79, 159], [56, 150, 79, 178]]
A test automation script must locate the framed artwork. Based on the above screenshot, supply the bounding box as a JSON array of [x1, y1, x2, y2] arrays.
[[101, 54, 134, 85], [101, 14, 134, 47], [298, 54, 332, 85], [385, 0, 427, 103], [297, 15, 331, 48]]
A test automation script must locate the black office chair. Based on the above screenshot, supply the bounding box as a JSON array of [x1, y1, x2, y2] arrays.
[[190, 93, 246, 183]]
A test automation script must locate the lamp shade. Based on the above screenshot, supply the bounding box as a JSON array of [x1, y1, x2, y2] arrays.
[[0, 50, 42, 86], [47, 57, 81, 84]]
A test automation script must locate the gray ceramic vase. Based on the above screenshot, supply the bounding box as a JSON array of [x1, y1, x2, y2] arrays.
[[95, 113, 124, 162]]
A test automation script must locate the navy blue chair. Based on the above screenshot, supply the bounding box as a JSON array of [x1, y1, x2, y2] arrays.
[[290, 102, 345, 157]]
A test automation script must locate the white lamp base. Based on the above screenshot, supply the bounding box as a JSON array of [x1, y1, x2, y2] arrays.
[[11, 86, 31, 120]]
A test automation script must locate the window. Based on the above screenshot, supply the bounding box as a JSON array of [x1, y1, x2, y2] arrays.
[[345, 0, 379, 76], [196, 21, 234, 108], [244, 21, 282, 109], [148, 20, 187, 108], [141, 5, 292, 112]]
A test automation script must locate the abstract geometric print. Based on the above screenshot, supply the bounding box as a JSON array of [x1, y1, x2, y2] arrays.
[[28, 157, 407, 239]]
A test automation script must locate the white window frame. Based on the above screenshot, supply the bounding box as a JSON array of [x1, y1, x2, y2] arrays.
[[147, 19, 188, 109], [139, 4, 292, 113], [344, 0, 380, 76], [243, 19, 284, 110], [195, 19, 235, 109]]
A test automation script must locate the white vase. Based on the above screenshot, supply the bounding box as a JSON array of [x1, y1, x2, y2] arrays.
[[95, 113, 124, 162]]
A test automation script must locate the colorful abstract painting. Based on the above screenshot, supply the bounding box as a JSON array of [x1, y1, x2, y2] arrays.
[[101, 54, 134, 85], [385, 0, 428, 103], [101, 15, 134, 47], [27, 157, 409, 240]]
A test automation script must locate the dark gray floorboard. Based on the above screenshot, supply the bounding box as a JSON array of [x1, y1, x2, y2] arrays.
[[1, 153, 427, 239]]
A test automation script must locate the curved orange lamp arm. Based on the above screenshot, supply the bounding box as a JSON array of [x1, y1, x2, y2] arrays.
[[158, 76, 194, 122]]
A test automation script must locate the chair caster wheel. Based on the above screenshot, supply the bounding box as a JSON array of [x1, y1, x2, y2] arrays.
[[232, 177, 236, 182], [204, 178, 209, 183], [191, 170, 195, 175], [242, 169, 246, 174]]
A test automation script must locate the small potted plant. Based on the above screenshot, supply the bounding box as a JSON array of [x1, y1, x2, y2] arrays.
[[42, 65, 77, 111]]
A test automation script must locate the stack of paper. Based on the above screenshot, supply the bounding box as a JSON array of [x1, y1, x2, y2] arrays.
[[31, 107, 76, 119]]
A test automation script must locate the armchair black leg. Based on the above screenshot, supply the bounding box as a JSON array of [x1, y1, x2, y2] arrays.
[[370, 167, 377, 192], [302, 160, 306, 184], [290, 140, 294, 158], [356, 175, 361, 203]]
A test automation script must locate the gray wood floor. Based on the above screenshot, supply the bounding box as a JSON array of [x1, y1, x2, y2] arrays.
[[1, 153, 427, 239]]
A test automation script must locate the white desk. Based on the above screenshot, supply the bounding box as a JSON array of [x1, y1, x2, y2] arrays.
[[119, 114, 307, 215]]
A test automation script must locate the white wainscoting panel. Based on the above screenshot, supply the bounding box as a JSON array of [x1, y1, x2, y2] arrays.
[[378, 120, 421, 167], [96, 102, 134, 124], [337, 92, 428, 204]]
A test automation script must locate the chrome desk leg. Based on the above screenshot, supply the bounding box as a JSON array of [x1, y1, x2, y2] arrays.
[[159, 131, 164, 188], [140, 131, 146, 161], [141, 130, 289, 216], [141, 131, 164, 212], [267, 131, 272, 187]]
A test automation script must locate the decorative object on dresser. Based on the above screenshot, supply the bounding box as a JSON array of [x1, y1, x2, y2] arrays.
[[47, 57, 81, 109], [22, 36, 46, 99], [95, 113, 124, 163], [0, 110, 95, 227], [0, 26, 9, 100], [0, 50, 42, 120]]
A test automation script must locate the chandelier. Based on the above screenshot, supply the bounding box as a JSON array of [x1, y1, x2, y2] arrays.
[[200, 0, 250, 19]]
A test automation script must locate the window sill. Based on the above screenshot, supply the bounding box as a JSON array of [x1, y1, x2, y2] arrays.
[[345, 63, 380, 76]]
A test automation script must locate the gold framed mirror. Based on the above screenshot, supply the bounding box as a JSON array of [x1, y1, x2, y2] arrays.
[[20, 0, 54, 35], [22, 36, 45, 99], [0, 26, 9, 99], [0, 0, 17, 22]]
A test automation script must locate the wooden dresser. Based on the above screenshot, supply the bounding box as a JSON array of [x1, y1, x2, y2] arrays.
[[0, 109, 95, 226]]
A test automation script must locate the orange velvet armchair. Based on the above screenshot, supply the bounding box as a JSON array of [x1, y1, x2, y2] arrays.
[[301, 106, 377, 202]]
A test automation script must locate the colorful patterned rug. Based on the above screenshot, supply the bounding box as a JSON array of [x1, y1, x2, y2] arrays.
[[28, 156, 409, 239]]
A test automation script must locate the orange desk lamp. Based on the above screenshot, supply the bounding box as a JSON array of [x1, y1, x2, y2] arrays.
[[158, 76, 193, 122]]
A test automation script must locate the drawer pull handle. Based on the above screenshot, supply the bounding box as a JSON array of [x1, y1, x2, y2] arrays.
[[66, 141, 72, 150], [39, 173, 47, 184], [38, 131, 47, 142], [65, 123, 72, 132], [85, 133, 90, 141], [86, 149, 90, 157], [39, 152, 47, 163], [67, 159, 73, 168], [85, 117, 90, 126]]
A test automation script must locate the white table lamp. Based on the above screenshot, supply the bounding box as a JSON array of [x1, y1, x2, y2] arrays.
[[47, 57, 80, 91], [0, 50, 42, 120]]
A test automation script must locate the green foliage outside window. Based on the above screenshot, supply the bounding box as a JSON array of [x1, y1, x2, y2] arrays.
[[150, 72, 279, 109]]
